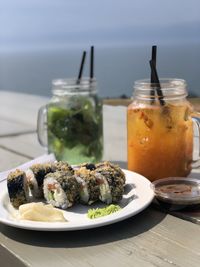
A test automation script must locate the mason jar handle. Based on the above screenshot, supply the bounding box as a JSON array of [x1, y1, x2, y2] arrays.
[[37, 105, 48, 147], [192, 112, 200, 168]]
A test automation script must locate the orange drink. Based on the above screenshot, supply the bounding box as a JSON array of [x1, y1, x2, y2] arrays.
[[127, 79, 199, 181]]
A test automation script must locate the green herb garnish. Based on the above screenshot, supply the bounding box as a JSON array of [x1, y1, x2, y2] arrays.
[[47, 96, 103, 164], [87, 204, 121, 219]]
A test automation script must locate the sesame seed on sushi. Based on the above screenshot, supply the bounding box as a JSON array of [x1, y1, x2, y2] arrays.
[[7, 169, 29, 208], [75, 167, 100, 205], [53, 161, 74, 174], [43, 171, 79, 209], [95, 161, 126, 203]]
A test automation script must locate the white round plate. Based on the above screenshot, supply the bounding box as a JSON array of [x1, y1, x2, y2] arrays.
[[0, 169, 154, 231]]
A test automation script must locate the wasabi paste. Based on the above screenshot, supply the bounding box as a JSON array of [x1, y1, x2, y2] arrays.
[[87, 204, 121, 219]]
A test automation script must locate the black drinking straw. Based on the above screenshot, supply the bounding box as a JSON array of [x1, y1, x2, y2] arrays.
[[151, 46, 157, 82], [149, 60, 165, 106], [90, 46, 94, 79], [77, 51, 87, 83], [150, 46, 157, 103]]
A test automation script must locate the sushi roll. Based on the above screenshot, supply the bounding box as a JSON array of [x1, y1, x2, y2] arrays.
[[75, 167, 100, 205], [26, 162, 56, 198], [54, 161, 74, 174], [7, 169, 29, 208], [78, 163, 96, 171], [43, 171, 79, 209], [95, 161, 126, 204]]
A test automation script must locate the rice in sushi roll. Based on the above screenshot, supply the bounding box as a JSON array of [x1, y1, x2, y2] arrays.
[[75, 167, 100, 205], [95, 161, 126, 204], [26, 162, 56, 198], [7, 169, 29, 208], [43, 171, 79, 209]]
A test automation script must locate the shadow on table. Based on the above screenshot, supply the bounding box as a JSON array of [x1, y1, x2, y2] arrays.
[[1, 207, 166, 248]]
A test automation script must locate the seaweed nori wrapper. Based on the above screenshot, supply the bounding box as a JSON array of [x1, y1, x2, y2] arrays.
[[30, 162, 56, 188], [7, 169, 28, 208]]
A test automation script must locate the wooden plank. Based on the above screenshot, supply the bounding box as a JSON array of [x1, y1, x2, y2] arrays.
[[0, 245, 27, 267], [0, 208, 200, 267], [0, 91, 48, 127], [0, 118, 34, 136], [0, 147, 30, 172], [0, 133, 45, 160]]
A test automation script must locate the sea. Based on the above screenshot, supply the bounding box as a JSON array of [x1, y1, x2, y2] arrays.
[[0, 44, 199, 98]]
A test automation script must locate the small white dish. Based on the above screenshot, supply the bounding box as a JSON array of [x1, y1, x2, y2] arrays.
[[152, 177, 200, 206]]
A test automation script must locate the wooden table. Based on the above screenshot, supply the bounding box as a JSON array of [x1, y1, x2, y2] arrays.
[[1, 91, 200, 267]]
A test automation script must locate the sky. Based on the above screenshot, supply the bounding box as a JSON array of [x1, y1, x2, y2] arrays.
[[0, 0, 200, 51]]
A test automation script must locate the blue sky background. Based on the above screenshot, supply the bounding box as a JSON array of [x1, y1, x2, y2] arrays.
[[1, 0, 200, 51]]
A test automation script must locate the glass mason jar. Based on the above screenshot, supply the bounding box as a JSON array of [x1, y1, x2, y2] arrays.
[[37, 78, 103, 165], [127, 78, 200, 182]]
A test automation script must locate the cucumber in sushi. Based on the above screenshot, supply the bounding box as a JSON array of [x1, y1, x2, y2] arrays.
[[43, 171, 79, 209]]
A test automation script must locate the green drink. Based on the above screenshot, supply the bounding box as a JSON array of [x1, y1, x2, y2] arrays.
[[46, 78, 103, 164]]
